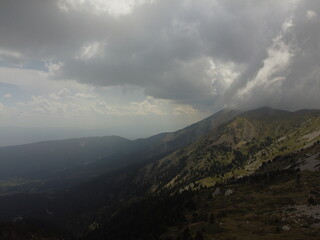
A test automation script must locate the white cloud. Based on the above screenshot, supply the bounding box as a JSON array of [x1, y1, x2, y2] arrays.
[[0, 67, 90, 95], [91, 96, 168, 116], [76, 41, 107, 60], [45, 60, 64, 76], [173, 105, 197, 115], [0, 103, 7, 115], [208, 60, 240, 96], [306, 10, 317, 20], [74, 92, 95, 99], [0, 48, 25, 66], [281, 18, 294, 32], [58, 0, 153, 17], [234, 23, 295, 107], [50, 88, 72, 100], [31, 96, 59, 115], [3, 93, 12, 99], [17, 89, 170, 118], [0, 49, 22, 59], [0, 66, 203, 134], [128, 97, 167, 116]]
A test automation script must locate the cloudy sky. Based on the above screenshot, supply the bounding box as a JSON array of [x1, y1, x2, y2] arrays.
[[0, 0, 319, 141]]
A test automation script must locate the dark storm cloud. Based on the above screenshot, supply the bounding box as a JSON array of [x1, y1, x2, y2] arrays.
[[0, 0, 319, 111], [281, 0, 320, 110], [223, 0, 320, 110]]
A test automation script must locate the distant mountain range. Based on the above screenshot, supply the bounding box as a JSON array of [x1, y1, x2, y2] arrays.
[[0, 108, 239, 192], [0, 107, 319, 240], [0, 127, 114, 147]]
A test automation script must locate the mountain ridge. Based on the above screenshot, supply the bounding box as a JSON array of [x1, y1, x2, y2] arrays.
[[136, 107, 320, 194], [0, 107, 240, 193], [0, 107, 320, 239]]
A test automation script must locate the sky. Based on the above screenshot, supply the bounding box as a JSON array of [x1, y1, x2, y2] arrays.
[[0, 0, 320, 142]]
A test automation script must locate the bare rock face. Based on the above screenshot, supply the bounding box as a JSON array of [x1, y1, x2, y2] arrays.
[[282, 225, 290, 231], [212, 187, 221, 198], [225, 189, 233, 197]]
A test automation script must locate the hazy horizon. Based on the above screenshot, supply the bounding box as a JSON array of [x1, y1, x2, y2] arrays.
[[1, 105, 319, 147], [0, 123, 185, 147]]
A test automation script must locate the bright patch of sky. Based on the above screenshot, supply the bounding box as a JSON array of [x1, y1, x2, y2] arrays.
[[0, 66, 204, 140]]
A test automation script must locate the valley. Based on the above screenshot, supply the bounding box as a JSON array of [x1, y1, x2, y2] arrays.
[[0, 107, 319, 240]]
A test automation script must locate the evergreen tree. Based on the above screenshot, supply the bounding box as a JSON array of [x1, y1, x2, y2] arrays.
[[209, 213, 215, 224], [194, 231, 204, 240]]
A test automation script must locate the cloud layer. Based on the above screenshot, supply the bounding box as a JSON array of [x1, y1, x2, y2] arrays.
[[0, 0, 320, 121]]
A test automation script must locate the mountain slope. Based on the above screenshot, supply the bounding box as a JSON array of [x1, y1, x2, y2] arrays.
[[143, 109, 240, 157], [0, 135, 130, 178], [137, 107, 320, 193], [156, 146, 320, 240], [0, 109, 239, 193], [0, 107, 320, 240]]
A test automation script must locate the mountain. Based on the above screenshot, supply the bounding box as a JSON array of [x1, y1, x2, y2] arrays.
[[0, 126, 113, 147], [82, 142, 320, 240], [0, 107, 319, 240], [0, 135, 134, 193], [137, 107, 320, 193], [0, 135, 130, 178], [0, 108, 238, 193], [76, 107, 320, 240], [142, 108, 240, 157]]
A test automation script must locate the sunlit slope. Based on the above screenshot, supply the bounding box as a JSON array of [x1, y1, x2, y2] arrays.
[[138, 107, 320, 193], [143, 109, 240, 157]]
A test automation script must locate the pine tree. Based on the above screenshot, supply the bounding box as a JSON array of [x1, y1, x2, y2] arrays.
[[194, 231, 204, 240], [209, 213, 215, 224]]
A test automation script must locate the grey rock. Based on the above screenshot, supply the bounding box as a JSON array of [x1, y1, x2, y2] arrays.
[[282, 225, 290, 231], [225, 189, 233, 196], [213, 187, 221, 197]]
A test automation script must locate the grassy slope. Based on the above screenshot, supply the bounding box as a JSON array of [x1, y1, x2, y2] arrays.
[[0, 108, 319, 240], [138, 108, 320, 193], [161, 142, 320, 240], [80, 141, 320, 240]]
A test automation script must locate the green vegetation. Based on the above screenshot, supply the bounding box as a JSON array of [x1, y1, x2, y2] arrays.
[[160, 170, 320, 240], [72, 144, 320, 240], [0, 178, 42, 193], [0, 107, 319, 240], [139, 108, 320, 193]]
